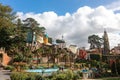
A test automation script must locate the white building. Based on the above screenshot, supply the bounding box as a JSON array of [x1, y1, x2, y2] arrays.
[[69, 45, 78, 54]]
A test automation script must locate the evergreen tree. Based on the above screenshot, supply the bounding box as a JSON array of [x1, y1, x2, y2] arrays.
[[88, 34, 103, 52], [0, 3, 16, 50], [103, 30, 110, 54], [23, 18, 45, 44]]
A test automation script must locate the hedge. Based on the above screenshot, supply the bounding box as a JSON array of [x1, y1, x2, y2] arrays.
[[10, 70, 81, 80], [90, 54, 100, 61]]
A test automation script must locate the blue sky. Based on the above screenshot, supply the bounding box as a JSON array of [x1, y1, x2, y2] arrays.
[[0, 0, 115, 15]]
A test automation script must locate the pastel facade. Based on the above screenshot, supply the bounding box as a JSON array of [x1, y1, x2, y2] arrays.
[[69, 45, 78, 54], [0, 48, 11, 66]]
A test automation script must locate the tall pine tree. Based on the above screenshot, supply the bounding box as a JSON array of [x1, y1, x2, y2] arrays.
[[0, 3, 16, 50], [103, 30, 110, 55]]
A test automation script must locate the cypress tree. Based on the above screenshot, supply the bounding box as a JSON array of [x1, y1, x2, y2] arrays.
[[103, 30, 110, 55]]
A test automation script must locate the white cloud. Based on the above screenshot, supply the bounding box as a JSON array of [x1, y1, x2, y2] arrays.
[[16, 6, 120, 49], [106, 0, 120, 12], [108, 32, 120, 48]]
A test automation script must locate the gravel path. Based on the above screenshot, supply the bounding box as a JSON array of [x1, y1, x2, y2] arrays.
[[0, 70, 11, 80]]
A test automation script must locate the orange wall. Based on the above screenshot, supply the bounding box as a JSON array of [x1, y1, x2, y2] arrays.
[[0, 52, 11, 66], [2, 53, 11, 66]]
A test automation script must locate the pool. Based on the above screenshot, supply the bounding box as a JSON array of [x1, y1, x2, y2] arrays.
[[26, 68, 59, 73]]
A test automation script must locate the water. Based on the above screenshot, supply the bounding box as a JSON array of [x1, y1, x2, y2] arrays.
[[26, 68, 59, 74]]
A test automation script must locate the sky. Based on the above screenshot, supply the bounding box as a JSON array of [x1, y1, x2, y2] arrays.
[[0, 0, 120, 49]]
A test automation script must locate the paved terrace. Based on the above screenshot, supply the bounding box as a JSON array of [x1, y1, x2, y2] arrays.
[[0, 69, 11, 80]]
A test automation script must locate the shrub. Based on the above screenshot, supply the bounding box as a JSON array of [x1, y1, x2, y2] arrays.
[[10, 72, 44, 80], [35, 74, 44, 80], [77, 71, 83, 77], [102, 55, 107, 62], [111, 62, 117, 75], [116, 60, 120, 75], [90, 54, 100, 61], [26, 73, 38, 80], [65, 70, 74, 80], [103, 78, 120, 80], [51, 70, 79, 80], [4, 65, 15, 71], [74, 63, 80, 69], [73, 73, 80, 80], [10, 70, 80, 80], [10, 72, 28, 80], [54, 73, 66, 80], [75, 58, 87, 63], [101, 72, 111, 77]]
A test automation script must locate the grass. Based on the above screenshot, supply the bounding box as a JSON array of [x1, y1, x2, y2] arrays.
[[102, 77, 120, 80]]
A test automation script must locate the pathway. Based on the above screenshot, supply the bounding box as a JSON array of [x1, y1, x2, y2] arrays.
[[0, 69, 11, 80]]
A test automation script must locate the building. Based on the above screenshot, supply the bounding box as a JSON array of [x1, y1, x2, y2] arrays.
[[77, 48, 87, 59], [111, 44, 120, 55], [56, 38, 66, 48], [0, 48, 11, 66], [69, 45, 78, 54]]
